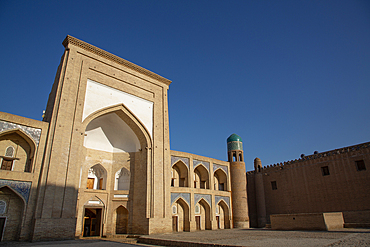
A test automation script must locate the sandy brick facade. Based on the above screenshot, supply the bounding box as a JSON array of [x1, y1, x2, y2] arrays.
[[0, 36, 369, 242]]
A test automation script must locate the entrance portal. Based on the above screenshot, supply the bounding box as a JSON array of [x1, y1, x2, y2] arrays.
[[83, 208, 102, 237]]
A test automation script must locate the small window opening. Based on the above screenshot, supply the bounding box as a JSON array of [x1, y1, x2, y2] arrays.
[[5, 146, 14, 157], [356, 160, 366, 171], [239, 153, 243, 162], [219, 183, 225, 191], [271, 181, 277, 190], [321, 166, 330, 176], [233, 153, 237, 162]]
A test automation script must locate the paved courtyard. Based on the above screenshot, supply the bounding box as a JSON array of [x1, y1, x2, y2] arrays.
[[0, 228, 369, 247], [138, 228, 370, 247]]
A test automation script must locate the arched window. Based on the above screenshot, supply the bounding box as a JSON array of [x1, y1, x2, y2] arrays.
[[5, 146, 14, 157], [0, 200, 6, 214], [115, 168, 130, 190], [87, 164, 107, 190]]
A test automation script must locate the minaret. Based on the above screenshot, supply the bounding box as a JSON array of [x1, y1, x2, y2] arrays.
[[227, 134, 249, 228]]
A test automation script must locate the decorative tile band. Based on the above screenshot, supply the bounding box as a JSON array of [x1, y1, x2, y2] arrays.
[[0, 179, 32, 203], [213, 164, 228, 175], [227, 141, 243, 151], [0, 120, 42, 146], [194, 194, 212, 207], [171, 193, 190, 206], [193, 159, 210, 171], [215, 196, 230, 209], [171, 156, 189, 169]]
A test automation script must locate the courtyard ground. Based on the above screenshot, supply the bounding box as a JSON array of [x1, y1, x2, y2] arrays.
[[0, 228, 369, 246]]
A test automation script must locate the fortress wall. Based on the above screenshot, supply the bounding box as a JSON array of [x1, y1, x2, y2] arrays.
[[247, 142, 370, 226]]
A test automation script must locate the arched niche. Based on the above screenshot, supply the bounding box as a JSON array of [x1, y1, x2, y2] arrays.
[[171, 161, 188, 187], [87, 164, 107, 190], [84, 112, 140, 153], [0, 129, 36, 172], [116, 206, 129, 234], [195, 198, 211, 230], [214, 168, 227, 191], [82, 104, 152, 154], [194, 164, 209, 189], [172, 197, 190, 232], [0, 186, 25, 241], [217, 200, 230, 229], [115, 167, 130, 190]]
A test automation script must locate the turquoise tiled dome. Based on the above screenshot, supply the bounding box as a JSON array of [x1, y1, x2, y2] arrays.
[[227, 134, 243, 151], [227, 134, 242, 143]]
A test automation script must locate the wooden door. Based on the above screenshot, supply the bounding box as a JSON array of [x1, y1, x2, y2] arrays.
[[216, 216, 220, 229], [99, 178, 103, 190], [172, 216, 178, 232], [1, 159, 12, 171], [195, 216, 201, 230], [87, 178, 94, 189]]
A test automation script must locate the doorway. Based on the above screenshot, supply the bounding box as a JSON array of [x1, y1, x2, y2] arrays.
[[83, 208, 102, 237], [0, 217, 6, 241], [172, 216, 178, 232], [116, 206, 128, 234], [195, 216, 201, 230]]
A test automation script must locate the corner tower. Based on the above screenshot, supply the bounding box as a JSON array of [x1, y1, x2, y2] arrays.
[[227, 134, 249, 228]]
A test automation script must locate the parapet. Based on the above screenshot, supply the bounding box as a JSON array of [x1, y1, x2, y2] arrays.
[[252, 141, 370, 174]]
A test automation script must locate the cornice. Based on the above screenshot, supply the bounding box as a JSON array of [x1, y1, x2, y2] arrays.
[[62, 35, 171, 85]]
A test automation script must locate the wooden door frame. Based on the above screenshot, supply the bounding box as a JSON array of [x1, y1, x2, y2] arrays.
[[82, 207, 104, 237]]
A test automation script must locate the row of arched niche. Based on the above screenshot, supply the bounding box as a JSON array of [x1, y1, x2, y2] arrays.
[[171, 197, 230, 232], [171, 161, 228, 191], [86, 164, 130, 191]]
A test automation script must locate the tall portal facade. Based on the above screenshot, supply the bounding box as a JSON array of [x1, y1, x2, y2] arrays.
[[32, 35, 172, 239]]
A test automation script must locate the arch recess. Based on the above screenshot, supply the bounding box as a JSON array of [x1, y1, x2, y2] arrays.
[[0, 185, 27, 206], [196, 198, 212, 230], [82, 103, 152, 151], [217, 200, 231, 229], [194, 164, 209, 189], [115, 167, 130, 190], [87, 164, 107, 190], [172, 197, 190, 232], [0, 129, 36, 159], [172, 160, 189, 187], [214, 168, 227, 191]]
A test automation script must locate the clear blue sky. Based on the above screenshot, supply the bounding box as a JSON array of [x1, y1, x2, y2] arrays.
[[1, 1, 369, 171]]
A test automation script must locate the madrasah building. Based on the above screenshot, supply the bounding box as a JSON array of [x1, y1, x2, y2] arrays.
[[0, 36, 369, 241]]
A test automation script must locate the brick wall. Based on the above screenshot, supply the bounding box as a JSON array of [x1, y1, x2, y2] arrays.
[[248, 142, 370, 227]]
